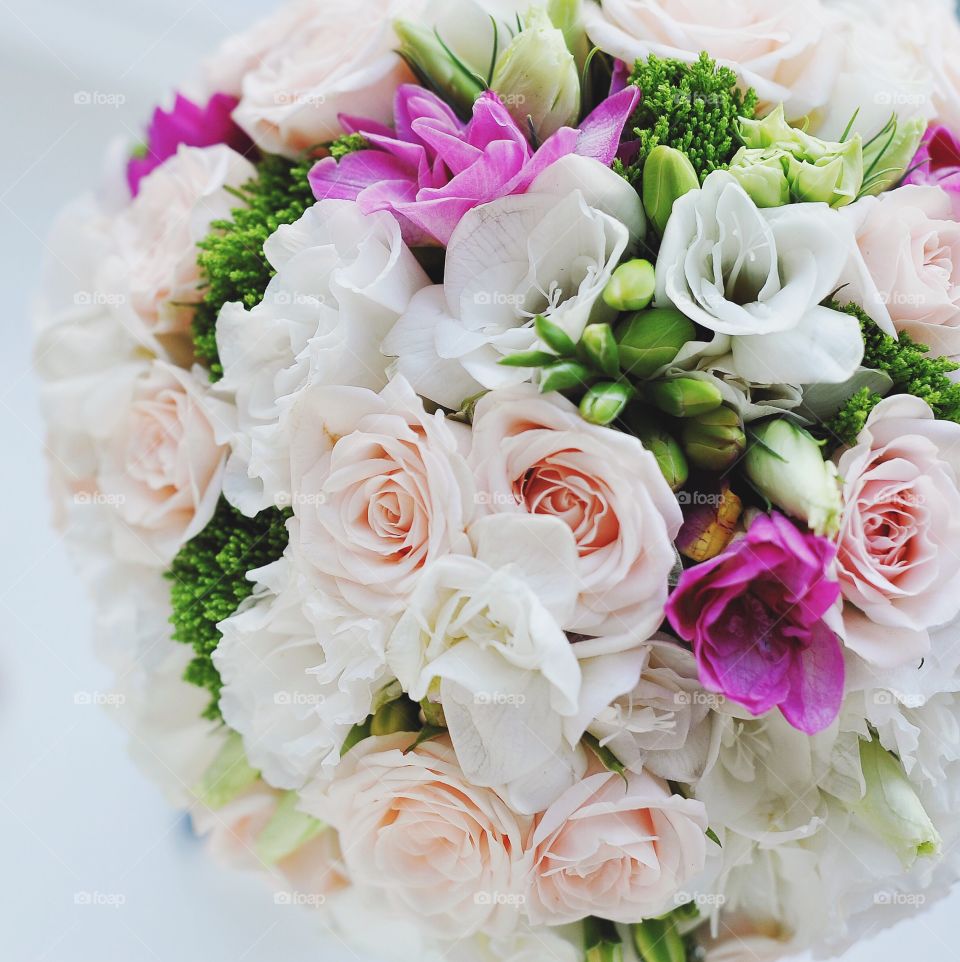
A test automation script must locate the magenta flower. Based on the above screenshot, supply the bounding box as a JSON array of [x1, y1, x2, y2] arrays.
[[127, 92, 253, 197], [308, 84, 640, 246], [665, 512, 844, 734], [904, 124, 960, 218]]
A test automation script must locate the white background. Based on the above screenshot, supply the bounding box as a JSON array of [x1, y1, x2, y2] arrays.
[[0, 1, 957, 959]]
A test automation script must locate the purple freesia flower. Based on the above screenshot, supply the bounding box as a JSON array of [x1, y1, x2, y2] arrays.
[[308, 84, 640, 246], [904, 124, 960, 218], [665, 512, 844, 735], [127, 92, 253, 197]]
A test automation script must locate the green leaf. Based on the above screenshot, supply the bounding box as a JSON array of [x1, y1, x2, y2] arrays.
[[255, 791, 326, 865], [498, 349, 558, 368], [580, 323, 620, 378], [582, 732, 628, 782], [195, 732, 259, 809], [407, 724, 448, 752], [535, 314, 577, 356], [584, 916, 623, 962], [540, 359, 593, 393], [340, 718, 372, 757]]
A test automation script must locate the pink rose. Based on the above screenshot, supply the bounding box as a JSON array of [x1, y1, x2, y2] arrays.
[[527, 767, 708, 925], [97, 361, 227, 566], [288, 376, 474, 616], [231, 0, 418, 158], [583, 0, 843, 119], [903, 125, 960, 221], [302, 733, 532, 940], [101, 144, 256, 360], [835, 395, 960, 668], [469, 386, 683, 648], [844, 185, 960, 359]]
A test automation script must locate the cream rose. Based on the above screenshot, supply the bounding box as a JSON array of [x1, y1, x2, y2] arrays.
[[469, 386, 683, 647], [842, 186, 960, 360], [232, 0, 418, 157], [301, 732, 533, 940], [97, 361, 227, 567], [834, 395, 960, 669], [101, 144, 256, 361], [527, 766, 709, 925], [583, 0, 844, 119], [287, 376, 474, 616]]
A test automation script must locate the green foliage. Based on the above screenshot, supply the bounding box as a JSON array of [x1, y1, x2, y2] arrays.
[[328, 132, 369, 160], [192, 154, 315, 378], [825, 301, 960, 446], [167, 498, 291, 719], [618, 52, 759, 185]]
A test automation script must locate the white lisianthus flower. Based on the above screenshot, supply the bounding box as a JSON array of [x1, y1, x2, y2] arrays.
[[655, 171, 867, 385], [213, 557, 391, 790], [213, 200, 429, 515], [388, 514, 587, 811], [383, 155, 645, 409], [583, 0, 845, 119]]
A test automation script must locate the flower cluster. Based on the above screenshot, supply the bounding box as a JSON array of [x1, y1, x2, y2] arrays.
[[35, 1, 960, 961]]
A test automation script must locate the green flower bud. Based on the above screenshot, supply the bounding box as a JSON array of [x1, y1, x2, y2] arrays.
[[648, 377, 723, 418], [855, 736, 942, 868], [633, 916, 686, 962], [616, 308, 696, 379], [395, 20, 485, 118], [547, 0, 590, 66], [861, 115, 928, 197], [369, 696, 421, 736], [256, 791, 326, 866], [580, 323, 620, 377], [744, 419, 842, 536], [491, 7, 580, 140], [195, 732, 259, 810], [642, 145, 700, 236], [628, 413, 689, 491], [535, 313, 576, 356], [681, 406, 746, 471], [580, 381, 635, 425], [727, 150, 792, 208], [739, 104, 806, 151], [540, 359, 592, 393], [584, 916, 623, 962], [603, 259, 657, 312]]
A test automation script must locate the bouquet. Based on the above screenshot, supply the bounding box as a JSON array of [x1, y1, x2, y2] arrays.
[[35, 0, 960, 959]]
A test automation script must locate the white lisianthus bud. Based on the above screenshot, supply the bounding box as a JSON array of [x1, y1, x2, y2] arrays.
[[744, 419, 842, 537], [855, 736, 941, 868], [491, 7, 581, 140]]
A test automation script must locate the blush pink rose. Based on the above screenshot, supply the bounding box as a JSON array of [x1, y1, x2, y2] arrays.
[[231, 0, 418, 158], [844, 185, 960, 359], [835, 395, 960, 668], [301, 732, 533, 940], [97, 361, 227, 567], [527, 767, 708, 925], [469, 386, 683, 648], [101, 144, 256, 361], [288, 376, 474, 616]]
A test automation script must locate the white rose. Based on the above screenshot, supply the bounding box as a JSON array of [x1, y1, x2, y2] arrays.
[[232, 0, 419, 157], [97, 361, 227, 567], [655, 171, 867, 385], [583, 0, 844, 119], [287, 376, 475, 617], [383, 155, 644, 409], [469, 386, 682, 646], [387, 513, 585, 813], [213, 199, 429, 515]]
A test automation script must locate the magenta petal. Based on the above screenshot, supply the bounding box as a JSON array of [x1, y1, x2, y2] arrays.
[[337, 113, 394, 139], [577, 87, 641, 166], [779, 622, 845, 735], [395, 84, 463, 143], [309, 152, 415, 201]]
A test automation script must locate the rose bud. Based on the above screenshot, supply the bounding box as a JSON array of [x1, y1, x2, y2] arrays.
[[603, 258, 657, 312], [676, 483, 743, 563], [744, 418, 842, 537], [647, 377, 723, 418], [642, 145, 700, 235], [681, 405, 746, 471], [491, 7, 580, 139], [628, 412, 689, 491], [394, 20, 485, 117], [855, 736, 941, 868], [616, 308, 696, 379]]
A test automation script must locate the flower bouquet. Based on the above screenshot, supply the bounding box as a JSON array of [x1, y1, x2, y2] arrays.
[[36, 0, 960, 959]]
